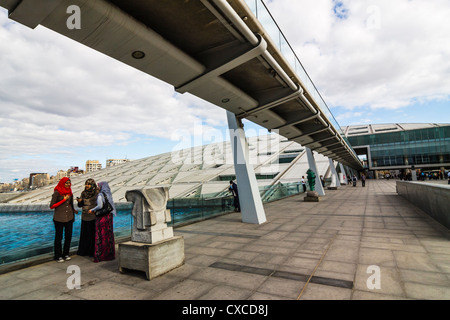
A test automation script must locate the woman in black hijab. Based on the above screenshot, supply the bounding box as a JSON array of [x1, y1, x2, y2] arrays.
[[76, 178, 99, 257]]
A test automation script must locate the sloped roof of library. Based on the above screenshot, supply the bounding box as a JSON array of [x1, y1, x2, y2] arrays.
[[8, 135, 336, 204]]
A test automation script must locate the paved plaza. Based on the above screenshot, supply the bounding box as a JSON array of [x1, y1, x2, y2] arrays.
[[0, 180, 449, 300]]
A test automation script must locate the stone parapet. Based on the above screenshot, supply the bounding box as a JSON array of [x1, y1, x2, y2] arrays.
[[397, 181, 450, 229]]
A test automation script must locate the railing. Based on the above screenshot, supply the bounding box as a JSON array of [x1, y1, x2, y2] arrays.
[[0, 182, 305, 267], [243, 0, 356, 152], [167, 194, 235, 227]]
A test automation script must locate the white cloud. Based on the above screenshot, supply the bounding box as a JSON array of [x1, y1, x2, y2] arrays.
[[264, 0, 450, 110], [0, 14, 225, 145], [1, 1, 449, 182], [0, 8, 229, 182]]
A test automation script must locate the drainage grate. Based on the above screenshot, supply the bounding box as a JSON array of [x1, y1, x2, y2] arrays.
[[176, 230, 260, 239], [209, 261, 353, 289]]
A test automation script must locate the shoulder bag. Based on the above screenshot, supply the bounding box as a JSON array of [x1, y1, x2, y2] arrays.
[[95, 192, 113, 217]]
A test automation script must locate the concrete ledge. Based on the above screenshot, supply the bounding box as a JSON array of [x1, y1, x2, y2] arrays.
[[397, 181, 450, 229], [118, 236, 185, 280]]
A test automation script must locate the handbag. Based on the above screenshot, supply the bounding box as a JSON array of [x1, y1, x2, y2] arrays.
[[95, 192, 113, 217]]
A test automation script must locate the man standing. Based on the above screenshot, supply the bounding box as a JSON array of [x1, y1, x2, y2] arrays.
[[229, 180, 240, 212], [301, 176, 306, 193]]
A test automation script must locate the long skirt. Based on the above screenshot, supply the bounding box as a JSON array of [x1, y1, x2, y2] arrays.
[[77, 219, 95, 257], [94, 213, 115, 263]]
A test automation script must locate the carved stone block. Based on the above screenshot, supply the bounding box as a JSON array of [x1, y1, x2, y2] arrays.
[[125, 187, 173, 244]]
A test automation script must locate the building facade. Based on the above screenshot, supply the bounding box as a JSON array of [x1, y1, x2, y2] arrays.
[[85, 160, 102, 173], [343, 123, 450, 178]]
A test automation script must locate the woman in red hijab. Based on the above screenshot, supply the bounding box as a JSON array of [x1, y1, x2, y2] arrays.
[[50, 177, 78, 262]]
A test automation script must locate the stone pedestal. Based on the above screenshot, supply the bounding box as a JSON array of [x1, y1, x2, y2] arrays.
[[304, 191, 321, 202], [118, 236, 185, 280], [118, 187, 185, 280]]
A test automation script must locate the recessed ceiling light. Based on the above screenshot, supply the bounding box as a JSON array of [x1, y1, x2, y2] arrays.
[[221, 98, 230, 103], [132, 50, 145, 59]]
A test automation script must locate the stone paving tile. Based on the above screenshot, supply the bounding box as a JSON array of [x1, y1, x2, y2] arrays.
[[198, 284, 253, 300], [256, 277, 305, 300], [404, 282, 450, 300], [300, 283, 353, 300]]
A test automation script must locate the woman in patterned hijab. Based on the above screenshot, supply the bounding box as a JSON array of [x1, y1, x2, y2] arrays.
[[89, 181, 116, 262], [76, 178, 98, 257]]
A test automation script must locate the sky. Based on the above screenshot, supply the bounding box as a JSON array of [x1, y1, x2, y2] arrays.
[[0, 0, 449, 183]]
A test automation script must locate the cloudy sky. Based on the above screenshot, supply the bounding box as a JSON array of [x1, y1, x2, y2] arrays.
[[0, 0, 449, 183]]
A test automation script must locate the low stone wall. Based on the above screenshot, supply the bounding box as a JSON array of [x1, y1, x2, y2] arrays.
[[396, 181, 450, 229]]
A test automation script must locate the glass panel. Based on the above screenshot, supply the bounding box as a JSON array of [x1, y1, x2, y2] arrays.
[[0, 207, 133, 265], [1, 181, 310, 266]]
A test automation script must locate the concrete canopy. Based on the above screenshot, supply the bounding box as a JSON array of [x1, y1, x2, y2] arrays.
[[0, 0, 363, 170]]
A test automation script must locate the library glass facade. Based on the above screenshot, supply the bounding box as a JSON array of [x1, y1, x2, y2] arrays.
[[347, 125, 450, 170]]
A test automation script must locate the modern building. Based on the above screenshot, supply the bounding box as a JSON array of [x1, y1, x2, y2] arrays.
[[342, 123, 450, 179]]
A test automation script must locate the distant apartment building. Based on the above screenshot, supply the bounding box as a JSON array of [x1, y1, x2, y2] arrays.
[[29, 173, 50, 188], [106, 159, 130, 167], [85, 160, 102, 173], [55, 170, 68, 181]]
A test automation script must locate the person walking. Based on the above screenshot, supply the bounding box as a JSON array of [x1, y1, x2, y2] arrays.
[[361, 174, 366, 187], [76, 178, 99, 257], [50, 177, 77, 263], [88, 181, 116, 262], [229, 180, 240, 212], [352, 175, 357, 187], [301, 176, 306, 193]]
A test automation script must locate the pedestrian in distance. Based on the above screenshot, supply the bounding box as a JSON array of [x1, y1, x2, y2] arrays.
[[76, 178, 99, 257], [88, 181, 116, 262], [352, 175, 357, 187], [301, 176, 306, 193], [50, 177, 78, 263], [229, 180, 240, 212], [361, 174, 366, 187]]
